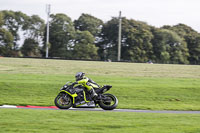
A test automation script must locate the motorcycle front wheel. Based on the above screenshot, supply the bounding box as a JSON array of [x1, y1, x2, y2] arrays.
[[98, 93, 118, 110], [54, 93, 72, 109]]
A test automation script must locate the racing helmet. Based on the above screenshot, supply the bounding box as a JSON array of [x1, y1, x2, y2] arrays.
[[75, 72, 85, 81]]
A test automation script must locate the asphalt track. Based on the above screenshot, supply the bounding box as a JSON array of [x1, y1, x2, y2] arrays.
[[1, 105, 200, 114]]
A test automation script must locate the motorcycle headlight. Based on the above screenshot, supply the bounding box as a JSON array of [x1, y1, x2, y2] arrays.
[[60, 85, 68, 90]]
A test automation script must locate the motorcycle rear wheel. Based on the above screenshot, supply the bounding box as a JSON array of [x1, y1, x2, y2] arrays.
[[98, 93, 118, 110], [54, 93, 72, 109]]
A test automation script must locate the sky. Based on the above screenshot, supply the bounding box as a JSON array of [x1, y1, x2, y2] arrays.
[[1, 0, 200, 32]]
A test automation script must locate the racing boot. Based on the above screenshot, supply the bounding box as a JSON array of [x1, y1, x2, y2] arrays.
[[89, 88, 98, 100]]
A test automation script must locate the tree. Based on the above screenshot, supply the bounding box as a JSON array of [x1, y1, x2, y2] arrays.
[[73, 31, 99, 60], [162, 24, 196, 38], [48, 13, 75, 58], [162, 24, 200, 64], [1, 10, 45, 57], [0, 12, 3, 27], [0, 28, 14, 56], [1, 10, 29, 50], [23, 15, 45, 44], [0, 12, 14, 56], [151, 28, 189, 64], [151, 28, 170, 63], [100, 17, 120, 61], [184, 33, 200, 64], [122, 19, 153, 62], [74, 13, 103, 37], [19, 15, 45, 57], [101, 17, 153, 62], [74, 14, 103, 59], [21, 38, 41, 57]]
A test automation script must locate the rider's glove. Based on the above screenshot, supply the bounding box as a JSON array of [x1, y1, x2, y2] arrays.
[[72, 82, 78, 86]]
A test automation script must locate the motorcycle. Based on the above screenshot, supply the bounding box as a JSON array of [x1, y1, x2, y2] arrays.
[[54, 82, 118, 110]]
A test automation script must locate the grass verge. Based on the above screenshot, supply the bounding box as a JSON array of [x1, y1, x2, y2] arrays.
[[0, 109, 200, 133], [0, 58, 200, 110]]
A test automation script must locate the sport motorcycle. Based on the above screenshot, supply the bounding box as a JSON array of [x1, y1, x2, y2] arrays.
[[54, 82, 118, 110]]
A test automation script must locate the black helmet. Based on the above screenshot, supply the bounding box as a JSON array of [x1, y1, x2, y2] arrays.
[[75, 72, 85, 81]]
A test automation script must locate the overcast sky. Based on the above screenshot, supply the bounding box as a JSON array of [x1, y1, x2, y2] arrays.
[[1, 0, 200, 32]]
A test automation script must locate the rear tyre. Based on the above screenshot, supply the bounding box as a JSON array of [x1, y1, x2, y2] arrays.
[[98, 93, 118, 110], [54, 93, 73, 109]]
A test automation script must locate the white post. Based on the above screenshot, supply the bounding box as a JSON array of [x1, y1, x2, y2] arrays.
[[118, 11, 122, 61], [46, 4, 51, 58]]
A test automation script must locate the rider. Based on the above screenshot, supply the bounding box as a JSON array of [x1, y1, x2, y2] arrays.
[[72, 72, 99, 99]]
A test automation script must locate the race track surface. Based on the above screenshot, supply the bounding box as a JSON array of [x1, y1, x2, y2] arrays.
[[1, 105, 200, 114]]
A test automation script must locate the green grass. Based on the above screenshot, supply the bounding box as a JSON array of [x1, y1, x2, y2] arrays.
[[0, 57, 200, 110], [1, 58, 200, 133], [0, 109, 200, 133], [0, 57, 200, 78]]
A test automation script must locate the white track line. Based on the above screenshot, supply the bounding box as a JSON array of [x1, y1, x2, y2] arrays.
[[0, 105, 17, 108]]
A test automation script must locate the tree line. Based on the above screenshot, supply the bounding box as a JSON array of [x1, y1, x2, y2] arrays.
[[0, 10, 200, 64]]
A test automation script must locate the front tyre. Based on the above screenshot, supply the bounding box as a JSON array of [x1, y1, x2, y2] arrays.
[[98, 93, 118, 110], [54, 93, 72, 109]]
